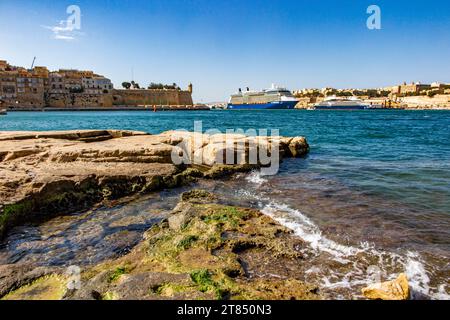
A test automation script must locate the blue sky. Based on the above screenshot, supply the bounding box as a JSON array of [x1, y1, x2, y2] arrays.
[[1, 0, 449, 102]]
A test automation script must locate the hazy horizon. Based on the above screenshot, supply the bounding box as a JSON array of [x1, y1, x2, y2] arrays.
[[1, 0, 449, 102]]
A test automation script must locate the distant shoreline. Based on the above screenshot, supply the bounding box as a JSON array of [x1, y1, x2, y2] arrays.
[[5, 105, 210, 112], [5, 107, 450, 112]]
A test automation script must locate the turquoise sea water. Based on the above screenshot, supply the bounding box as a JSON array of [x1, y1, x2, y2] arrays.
[[2, 110, 449, 215], [1, 110, 449, 299]]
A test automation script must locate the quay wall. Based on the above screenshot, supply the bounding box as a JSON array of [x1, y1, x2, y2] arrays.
[[47, 93, 113, 108], [400, 95, 450, 109], [7, 105, 209, 112], [112, 89, 193, 106], [5, 89, 195, 110]]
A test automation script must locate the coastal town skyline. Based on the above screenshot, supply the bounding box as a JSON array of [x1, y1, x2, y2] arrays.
[[1, 0, 450, 101], [1, 57, 448, 110]]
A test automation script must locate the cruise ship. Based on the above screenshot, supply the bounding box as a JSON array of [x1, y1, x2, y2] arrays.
[[314, 96, 370, 110], [227, 85, 298, 110]]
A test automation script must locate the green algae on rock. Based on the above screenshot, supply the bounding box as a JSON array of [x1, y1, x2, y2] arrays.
[[0, 190, 319, 300], [1, 275, 68, 301], [16, 190, 316, 300]]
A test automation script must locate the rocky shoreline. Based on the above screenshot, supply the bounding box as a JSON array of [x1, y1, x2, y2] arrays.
[[0, 130, 409, 300], [0, 190, 323, 300], [0, 129, 309, 239]]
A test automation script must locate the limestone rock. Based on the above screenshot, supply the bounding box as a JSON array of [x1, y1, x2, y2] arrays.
[[168, 212, 191, 231], [288, 137, 309, 157], [180, 190, 217, 203], [362, 273, 410, 300]]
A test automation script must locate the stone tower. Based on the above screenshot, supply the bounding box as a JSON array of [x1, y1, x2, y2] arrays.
[[188, 83, 193, 94]]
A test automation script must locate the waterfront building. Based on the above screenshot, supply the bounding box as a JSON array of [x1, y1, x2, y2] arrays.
[[397, 82, 431, 95], [0, 58, 193, 109], [15, 68, 46, 107], [82, 76, 113, 94], [49, 72, 66, 94], [431, 82, 450, 90], [0, 70, 17, 101]]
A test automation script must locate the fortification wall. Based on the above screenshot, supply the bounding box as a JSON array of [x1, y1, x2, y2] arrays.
[[47, 93, 113, 108], [400, 94, 450, 108], [15, 93, 45, 108], [7, 88, 194, 109], [112, 89, 193, 106]]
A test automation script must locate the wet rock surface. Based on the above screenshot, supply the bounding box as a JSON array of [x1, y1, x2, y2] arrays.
[[0, 190, 320, 300]]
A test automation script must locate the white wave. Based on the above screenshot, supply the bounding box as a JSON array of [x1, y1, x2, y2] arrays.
[[404, 251, 450, 300], [262, 201, 450, 299], [245, 171, 267, 186], [405, 252, 430, 294], [234, 186, 450, 299], [261, 201, 365, 262]]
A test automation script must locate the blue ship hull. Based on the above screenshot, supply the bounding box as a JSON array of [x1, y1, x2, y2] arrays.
[[227, 100, 298, 110]]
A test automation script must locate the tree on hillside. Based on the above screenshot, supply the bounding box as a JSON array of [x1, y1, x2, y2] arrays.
[[336, 91, 352, 97], [427, 91, 437, 98], [147, 82, 180, 90], [131, 81, 140, 89], [122, 82, 131, 89]]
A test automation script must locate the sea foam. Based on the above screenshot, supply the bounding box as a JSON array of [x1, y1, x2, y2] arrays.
[[237, 176, 450, 300]]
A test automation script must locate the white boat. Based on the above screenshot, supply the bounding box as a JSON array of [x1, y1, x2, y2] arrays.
[[314, 96, 370, 110]]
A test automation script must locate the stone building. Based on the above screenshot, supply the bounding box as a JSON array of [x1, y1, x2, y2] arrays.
[[33, 66, 49, 78], [0, 70, 17, 102], [394, 82, 431, 95], [430, 82, 450, 90], [49, 72, 66, 94], [83, 76, 113, 94], [15, 68, 46, 107], [0, 59, 194, 109], [58, 70, 83, 93]]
